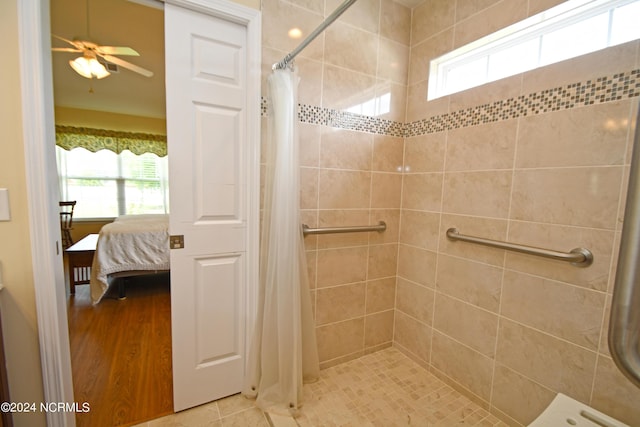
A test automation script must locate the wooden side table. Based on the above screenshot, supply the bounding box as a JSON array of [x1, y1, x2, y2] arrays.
[[65, 233, 98, 295]]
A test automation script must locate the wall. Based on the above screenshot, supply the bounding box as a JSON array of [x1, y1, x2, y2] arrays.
[[261, 0, 410, 368], [396, 0, 640, 425], [55, 106, 167, 134], [0, 0, 47, 425], [262, 0, 640, 424]]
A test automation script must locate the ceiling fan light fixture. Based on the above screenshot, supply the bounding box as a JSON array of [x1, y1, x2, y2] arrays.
[[69, 55, 110, 79]]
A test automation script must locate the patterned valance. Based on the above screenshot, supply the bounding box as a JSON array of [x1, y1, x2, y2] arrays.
[[55, 125, 167, 157]]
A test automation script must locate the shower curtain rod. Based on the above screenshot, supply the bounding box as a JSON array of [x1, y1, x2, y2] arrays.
[[272, 0, 358, 70]]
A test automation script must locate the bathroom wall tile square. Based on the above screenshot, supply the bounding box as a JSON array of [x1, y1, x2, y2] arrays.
[[591, 355, 640, 425], [397, 244, 437, 288], [430, 331, 493, 401], [298, 123, 321, 167], [445, 120, 517, 171], [516, 101, 630, 168], [299, 167, 319, 209], [316, 318, 365, 362], [433, 293, 498, 357], [305, 249, 317, 289], [367, 243, 398, 280], [377, 80, 408, 123], [325, 22, 378, 77], [617, 165, 631, 231], [295, 56, 324, 106], [377, 38, 409, 86], [408, 30, 454, 87], [438, 214, 508, 267], [406, 80, 449, 124], [435, 254, 502, 313], [404, 132, 446, 173], [401, 173, 443, 211], [315, 282, 366, 325], [369, 208, 400, 244], [455, 0, 502, 22], [501, 270, 605, 350], [399, 209, 440, 251], [371, 173, 402, 208], [326, 0, 380, 34], [598, 294, 612, 358], [394, 311, 432, 363], [301, 210, 318, 249], [627, 101, 639, 165], [448, 73, 522, 113], [372, 135, 404, 173], [496, 319, 597, 402], [262, 0, 324, 61], [322, 65, 377, 111], [411, 0, 455, 46], [380, 0, 410, 46], [490, 364, 556, 426], [365, 277, 396, 314], [396, 278, 434, 325], [318, 169, 371, 209], [364, 310, 394, 348], [442, 170, 512, 218], [316, 210, 370, 249], [320, 127, 372, 171], [607, 232, 623, 296], [510, 167, 623, 229], [505, 221, 614, 292], [316, 246, 368, 287], [453, 0, 527, 48]]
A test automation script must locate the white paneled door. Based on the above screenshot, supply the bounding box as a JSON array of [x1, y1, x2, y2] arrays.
[[165, 0, 260, 412]]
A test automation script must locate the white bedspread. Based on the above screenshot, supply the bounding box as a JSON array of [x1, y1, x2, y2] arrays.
[[90, 214, 170, 304]]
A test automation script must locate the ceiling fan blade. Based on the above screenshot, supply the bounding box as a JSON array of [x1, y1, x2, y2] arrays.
[[100, 54, 154, 78], [52, 47, 82, 53], [96, 46, 140, 56], [52, 34, 83, 49]]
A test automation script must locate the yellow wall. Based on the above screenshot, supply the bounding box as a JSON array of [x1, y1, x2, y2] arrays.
[[55, 106, 167, 134], [0, 0, 47, 425]]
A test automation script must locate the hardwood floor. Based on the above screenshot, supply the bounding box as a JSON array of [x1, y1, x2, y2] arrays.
[[67, 274, 173, 427]]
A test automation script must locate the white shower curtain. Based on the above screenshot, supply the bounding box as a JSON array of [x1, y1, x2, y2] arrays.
[[243, 67, 319, 415]]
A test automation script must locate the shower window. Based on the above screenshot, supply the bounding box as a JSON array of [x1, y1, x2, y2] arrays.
[[428, 0, 640, 100]]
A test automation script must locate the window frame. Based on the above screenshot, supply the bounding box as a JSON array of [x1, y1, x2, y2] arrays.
[[428, 0, 640, 100]]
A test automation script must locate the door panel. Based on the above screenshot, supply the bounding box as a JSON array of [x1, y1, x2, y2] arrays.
[[165, 0, 256, 411]]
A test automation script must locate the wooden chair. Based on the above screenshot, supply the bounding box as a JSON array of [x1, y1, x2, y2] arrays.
[[59, 201, 76, 250]]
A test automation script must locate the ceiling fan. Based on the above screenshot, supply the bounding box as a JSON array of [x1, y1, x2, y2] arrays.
[[52, 34, 154, 79]]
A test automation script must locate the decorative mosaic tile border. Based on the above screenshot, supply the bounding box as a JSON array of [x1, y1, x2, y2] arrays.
[[261, 68, 640, 138]]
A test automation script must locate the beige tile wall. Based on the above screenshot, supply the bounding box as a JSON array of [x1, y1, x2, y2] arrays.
[[400, 0, 640, 425], [262, 0, 640, 425], [261, 0, 408, 368]]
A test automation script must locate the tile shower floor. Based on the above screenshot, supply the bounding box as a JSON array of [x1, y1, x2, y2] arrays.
[[136, 347, 510, 426]]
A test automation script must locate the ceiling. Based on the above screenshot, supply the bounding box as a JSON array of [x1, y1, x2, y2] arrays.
[[50, 0, 166, 119]]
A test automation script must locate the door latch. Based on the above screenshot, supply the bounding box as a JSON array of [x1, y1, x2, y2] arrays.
[[170, 235, 184, 249]]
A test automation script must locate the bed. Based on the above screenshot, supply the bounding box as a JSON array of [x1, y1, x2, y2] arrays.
[[90, 214, 170, 304]]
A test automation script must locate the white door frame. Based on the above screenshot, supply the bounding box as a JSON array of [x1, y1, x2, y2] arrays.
[[17, 0, 260, 425]]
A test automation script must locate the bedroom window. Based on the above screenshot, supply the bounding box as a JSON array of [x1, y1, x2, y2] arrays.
[[428, 0, 640, 100], [56, 146, 169, 219]]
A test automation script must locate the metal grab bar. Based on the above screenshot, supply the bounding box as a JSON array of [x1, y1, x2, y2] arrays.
[[302, 221, 386, 236], [446, 228, 593, 267], [608, 102, 640, 389], [273, 0, 358, 70]]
